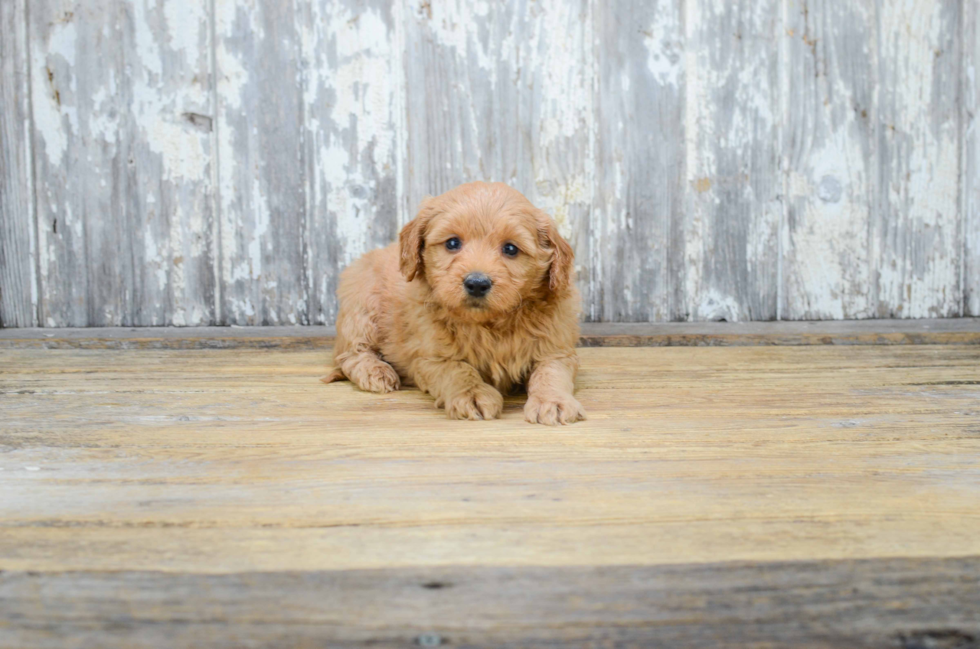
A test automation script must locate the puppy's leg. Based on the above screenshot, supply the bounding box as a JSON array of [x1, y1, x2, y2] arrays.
[[413, 359, 503, 420], [334, 346, 400, 394], [327, 290, 400, 394], [524, 356, 586, 425]]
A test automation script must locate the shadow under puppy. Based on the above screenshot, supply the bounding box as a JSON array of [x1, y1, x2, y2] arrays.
[[322, 181, 586, 425]]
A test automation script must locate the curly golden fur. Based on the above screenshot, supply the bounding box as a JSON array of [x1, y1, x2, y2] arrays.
[[322, 181, 585, 425]]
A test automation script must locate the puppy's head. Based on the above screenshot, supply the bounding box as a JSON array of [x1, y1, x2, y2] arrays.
[[399, 182, 573, 321]]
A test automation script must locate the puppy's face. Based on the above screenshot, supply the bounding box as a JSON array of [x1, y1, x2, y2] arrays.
[[400, 182, 573, 322]]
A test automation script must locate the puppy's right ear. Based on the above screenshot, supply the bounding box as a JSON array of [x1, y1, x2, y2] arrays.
[[399, 199, 437, 281]]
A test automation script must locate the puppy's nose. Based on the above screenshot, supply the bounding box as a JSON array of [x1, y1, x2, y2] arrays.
[[463, 272, 493, 298]]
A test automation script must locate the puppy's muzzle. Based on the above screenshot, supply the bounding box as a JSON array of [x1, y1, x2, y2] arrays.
[[463, 272, 493, 298]]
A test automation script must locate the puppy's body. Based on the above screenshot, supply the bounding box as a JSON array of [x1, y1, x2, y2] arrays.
[[325, 182, 585, 425]]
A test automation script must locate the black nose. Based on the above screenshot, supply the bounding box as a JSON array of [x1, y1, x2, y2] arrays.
[[463, 273, 492, 298]]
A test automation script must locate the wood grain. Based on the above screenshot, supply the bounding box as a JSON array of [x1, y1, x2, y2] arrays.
[[1, 319, 979, 349], [300, 0, 400, 325], [2, 558, 978, 648], [965, 0, 979, 317], [2, 341, 980, 644], [2, 344, 979, 574], [214, 0, 309, 325], [875, 0, 962, 318], [0, 0, 976, 327], [401, 0, 594, 312], [683, 0, 781, 322], [0, 0, 36, 328], [593, 0, 684, 322], [29, 0, 217, 327], [782, 0, 875, 320]]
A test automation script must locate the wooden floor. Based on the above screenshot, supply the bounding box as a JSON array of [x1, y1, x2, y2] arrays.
[[2, 328, 980, 647]]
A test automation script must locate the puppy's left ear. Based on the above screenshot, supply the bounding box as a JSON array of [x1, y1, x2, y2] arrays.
[[399, 198, 438, 281], [539, 215, 575, 294]]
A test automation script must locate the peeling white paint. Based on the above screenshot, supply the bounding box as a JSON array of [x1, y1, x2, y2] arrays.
[[326, 8, 393, 164], [698, 289, 742, 322], [877, 0, 961, 318], [133, 0, 163, 78], [683, 0, 705, 317], [426, 0, 494, 73], [30, 20, 76, 165], [644, 1, 682, 87], [533, 2, 592, 150], [305, 0, 398, 289], [163, 0, 203, 57], [535, 175, 588, 240], [13, 0, 972, 326]]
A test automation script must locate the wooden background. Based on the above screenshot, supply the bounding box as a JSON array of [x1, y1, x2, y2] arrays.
[[1, 0, 977, 327]]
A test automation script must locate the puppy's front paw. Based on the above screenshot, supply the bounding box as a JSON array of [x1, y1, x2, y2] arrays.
[[349, 358, 401, 394], [525, 394, 586, 426], [444, 383, 503, 420]]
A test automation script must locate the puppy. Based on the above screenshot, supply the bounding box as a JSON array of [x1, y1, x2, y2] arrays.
[[322, 182, 585, 425]]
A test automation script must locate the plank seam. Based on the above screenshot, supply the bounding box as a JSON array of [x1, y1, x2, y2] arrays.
[[393, 0, 408, 230], [660, 0, 670, 324], [3, 320, 978, 349], [297, 1, 310, 328], [300, 0, 314, 325], [22, 0, 40, 328], [960, 0, 969, 318], [870, 0, 882, 318], [776, 0, 789, 321], [971, 0, 979, 317], [208, 0, 222, 326], [587, 0, 598, 323]]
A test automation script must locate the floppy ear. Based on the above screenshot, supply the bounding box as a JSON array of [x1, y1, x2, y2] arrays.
[[540, 215, 575, 294], [399, 199, 438, 281]]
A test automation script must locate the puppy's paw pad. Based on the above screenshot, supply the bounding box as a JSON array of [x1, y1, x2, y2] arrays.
[[525, 395, 586, 426], [446, 384, 503, 420]]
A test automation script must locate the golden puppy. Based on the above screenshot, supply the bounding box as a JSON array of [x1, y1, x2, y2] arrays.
[[322, 181, 585, 425]]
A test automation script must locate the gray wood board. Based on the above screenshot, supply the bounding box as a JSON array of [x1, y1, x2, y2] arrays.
[[1, 0, 975, 326], [0, 0, 36, 328], [682, 0, 782, 322], [300, 0, 400, 325], [28, 0, 217, 327], [593, 0, 684, 322], [401, 0, 595, 312], [965, 0, 979, 317], [214, 0, 309, 325], [1, 318, 978, 349], [1, 557, 978, 648], [781, 0, 876, 320], [874, 0, 963, 318]]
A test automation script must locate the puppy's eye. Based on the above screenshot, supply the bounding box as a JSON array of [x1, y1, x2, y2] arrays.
[[445, 237, 461, 251], [502, 242, 519, 257]]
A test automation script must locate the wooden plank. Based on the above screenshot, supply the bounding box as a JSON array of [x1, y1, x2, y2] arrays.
[[214, 0, 308, 325], [966, 0, 980, 316], [593, 0, 684, 322], [875, 0, 962, 318], [0, 0, 37, 328], [299, 0, 399, 325], [682, 0, 782, 322], [781, 0, 876, 320], [1, 345, 979, 573], [29, 0, 216, 327], [1, 557, 978, 648], [1, 319, 979, 349], [4, 1, 974, 327], [401, 0, 594, 313]]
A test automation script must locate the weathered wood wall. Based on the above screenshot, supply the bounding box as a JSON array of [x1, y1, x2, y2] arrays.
[[0, 0, 975, 327]]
